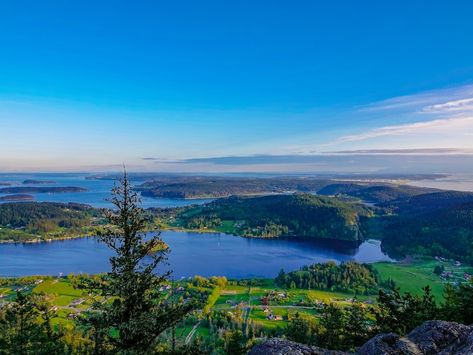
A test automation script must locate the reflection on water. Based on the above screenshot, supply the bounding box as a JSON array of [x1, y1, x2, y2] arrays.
[[0, 231, 391, 278]]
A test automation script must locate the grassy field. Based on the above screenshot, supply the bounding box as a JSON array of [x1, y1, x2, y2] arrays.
[[33, 278, 86, 306], [373, 258, 473, 299]]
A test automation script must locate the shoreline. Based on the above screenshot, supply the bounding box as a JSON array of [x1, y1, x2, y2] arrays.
[[0, 225, 367, 248]]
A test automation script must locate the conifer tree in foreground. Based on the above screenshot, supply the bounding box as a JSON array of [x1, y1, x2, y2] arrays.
[[79, 171, 194, 354]]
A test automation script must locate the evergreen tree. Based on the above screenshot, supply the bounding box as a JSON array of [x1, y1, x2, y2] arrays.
[[442, 281, 473, 324], [0, 292, 64, 355], [420, 285, 438, 321], [318, 303, 345, 350], [375, 286, 438, 336], [344, 302, 373, 349], [275, 269, 286, 287], [78, 171, 194, 354], [224, 329, 246, 355], [285, 312, 312, 344]]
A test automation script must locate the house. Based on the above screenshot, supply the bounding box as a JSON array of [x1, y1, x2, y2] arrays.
[[70, 298, 85, 308]]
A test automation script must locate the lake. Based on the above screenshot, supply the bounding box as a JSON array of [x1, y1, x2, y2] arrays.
[[0, 231, 391, 278]]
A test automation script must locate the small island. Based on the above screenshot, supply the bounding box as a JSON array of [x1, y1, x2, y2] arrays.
[[0, 186, 87, 194], [0, 194, 35, 202], [22, 179, 56, 185]]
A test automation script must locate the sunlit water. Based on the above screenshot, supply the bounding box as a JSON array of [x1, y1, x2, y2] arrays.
[[407, 173, 473, 192]]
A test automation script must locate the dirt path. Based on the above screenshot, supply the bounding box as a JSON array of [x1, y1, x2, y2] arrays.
[[185, 321, 201, 345]]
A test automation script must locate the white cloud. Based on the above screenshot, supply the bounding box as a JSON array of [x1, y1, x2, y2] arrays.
[[357, 84, 473, 113], [422, 97, 473, 113], [337, 116, 473, 143]]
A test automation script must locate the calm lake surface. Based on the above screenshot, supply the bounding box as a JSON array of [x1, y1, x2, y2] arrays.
[[0, 231, 391, 278]]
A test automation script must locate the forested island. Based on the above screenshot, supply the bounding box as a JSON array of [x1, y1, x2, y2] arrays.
[[0, 186, 87, 194], [22, 179, 56, 184], [0, 194, 34, 201], [136, 176, 333, 198]]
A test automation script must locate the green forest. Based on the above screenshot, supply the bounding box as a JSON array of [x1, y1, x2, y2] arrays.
[[275, 261, 380, 294], [170, 194, 372, 241], [0, 202, 102, 242]]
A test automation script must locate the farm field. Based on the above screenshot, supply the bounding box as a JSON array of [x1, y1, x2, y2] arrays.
[[2, 257, 471, 345]]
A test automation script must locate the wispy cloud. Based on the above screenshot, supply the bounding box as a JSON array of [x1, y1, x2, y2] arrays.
[[422, 97, 473, 113], [357, 84, 473, 113], [317, 84, 473, 150], [336, 116, 473, 143], [324, 148, 473, 155]]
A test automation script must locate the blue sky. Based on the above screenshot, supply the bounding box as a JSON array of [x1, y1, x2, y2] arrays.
[[1, 1, 473, 172]]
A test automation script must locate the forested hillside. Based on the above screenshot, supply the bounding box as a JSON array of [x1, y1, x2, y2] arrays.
[[318, 183, 435, 204], [0, 202, 102, 242], [380, 201, 473, 263], [137, 177, 332, 198], [174, 193, 372, 240], [381, 190, 473, 214]]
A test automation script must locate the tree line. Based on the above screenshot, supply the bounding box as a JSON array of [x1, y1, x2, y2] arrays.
[[275, 261, 380, 294]]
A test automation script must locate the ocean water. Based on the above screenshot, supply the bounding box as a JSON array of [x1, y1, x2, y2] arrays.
[[407, 173, 473, 192], [0, 173, 212, 208]]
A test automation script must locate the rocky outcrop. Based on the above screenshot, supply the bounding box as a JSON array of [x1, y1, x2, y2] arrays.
[[250, 321, 473, 355], [249, 338, 346, 355]]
